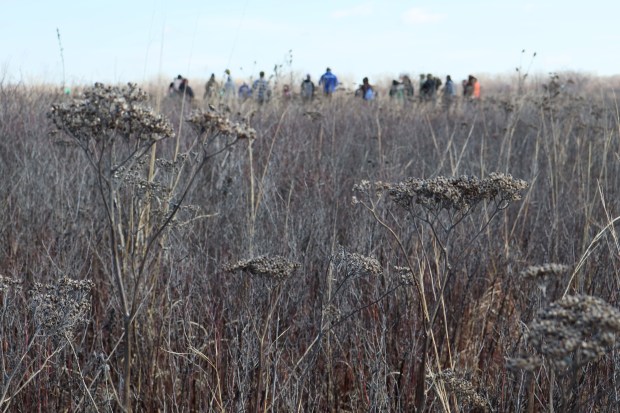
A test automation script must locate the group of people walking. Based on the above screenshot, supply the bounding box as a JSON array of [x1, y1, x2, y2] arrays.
[[168, 67, 481, 105]]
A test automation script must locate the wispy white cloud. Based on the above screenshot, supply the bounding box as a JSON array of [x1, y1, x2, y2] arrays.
[[401, 8, 445, 24], [330, 3, 373, 19]]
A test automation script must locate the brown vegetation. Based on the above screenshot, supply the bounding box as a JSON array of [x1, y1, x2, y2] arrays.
[[1, 75, 620, 411]]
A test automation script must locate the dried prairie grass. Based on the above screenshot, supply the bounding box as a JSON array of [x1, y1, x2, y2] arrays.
[[1, 76, 620, 411], [458, 279, 520, 376]]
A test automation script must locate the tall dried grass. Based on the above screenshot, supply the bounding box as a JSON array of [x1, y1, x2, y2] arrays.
[[1, 75, 620, 411]]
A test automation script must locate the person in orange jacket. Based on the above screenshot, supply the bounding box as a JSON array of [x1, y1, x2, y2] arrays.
[[472, 75, 481, 99], [464, 75, 481, 99]]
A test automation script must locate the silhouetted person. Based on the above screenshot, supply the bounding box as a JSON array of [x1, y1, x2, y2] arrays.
[[420, 73, 436, 101], [238, 82, 252, 101], [464, 75, 480, 99], [401, 75, 414, 101], [389, 79, 404, 102], [356, 77, 375, 101], [222, 69, 236, 101], [300, 74, 315, 102], [204, 73, 219, 100], [252, 71, 271, 104], [319, 67, 338, 96], [169, 74, 194, 99], [282, 84, 292, 101], [443, 75, 456, 110]]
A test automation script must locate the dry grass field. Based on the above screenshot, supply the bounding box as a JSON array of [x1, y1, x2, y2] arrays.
[[2, 74, 620, 412]]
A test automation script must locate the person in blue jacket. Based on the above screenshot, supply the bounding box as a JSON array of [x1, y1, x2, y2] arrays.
[[319, 67, 338, 96], [238, 82, 252, 101]]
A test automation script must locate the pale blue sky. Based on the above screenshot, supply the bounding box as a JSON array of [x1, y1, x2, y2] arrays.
[[2, 0, 618, 87]]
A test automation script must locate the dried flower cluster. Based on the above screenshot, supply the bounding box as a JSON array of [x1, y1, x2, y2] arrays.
[[518, 295, 620, 370], [333, 247, 383, 278], [521, 263, 570, 280], [187, 109, 256, 140], [392, 266, 414, 285], [375, 173, 528, 212], [351, 180, 378, 205], [321, 304, 341, 326], [30, 276, 94, 338], [303, 111, 323, 121], [506, 355, 544, 371], [155, 156, 186, 173], [48, 83, 174, 143], [521, 263, 571, 297], [113, 156, 171, 202], [225, 255, 299, 280], [432, 369, 489, 412], [0, 275, 22, 292]]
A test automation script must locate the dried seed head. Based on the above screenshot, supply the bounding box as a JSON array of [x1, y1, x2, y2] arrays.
[[187, 109, 256, 140], [521, 263, 570, 280], [113, 155, 171, 202], [506, 356, 544, 371], [431, 369, 489, 412], [363, 173, 528, 212], [333, 246, 382, 278], [521, 263, 571, 297], [0, 275, 22, 292], [322, 304, 341, 326], [49, 83, 174, 143], [516, 295, 620, 370], [392, 265, 414, 285], [30, 277, 94, 339], [225, 255, 299, 280], [351, 180, 389, 204]]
